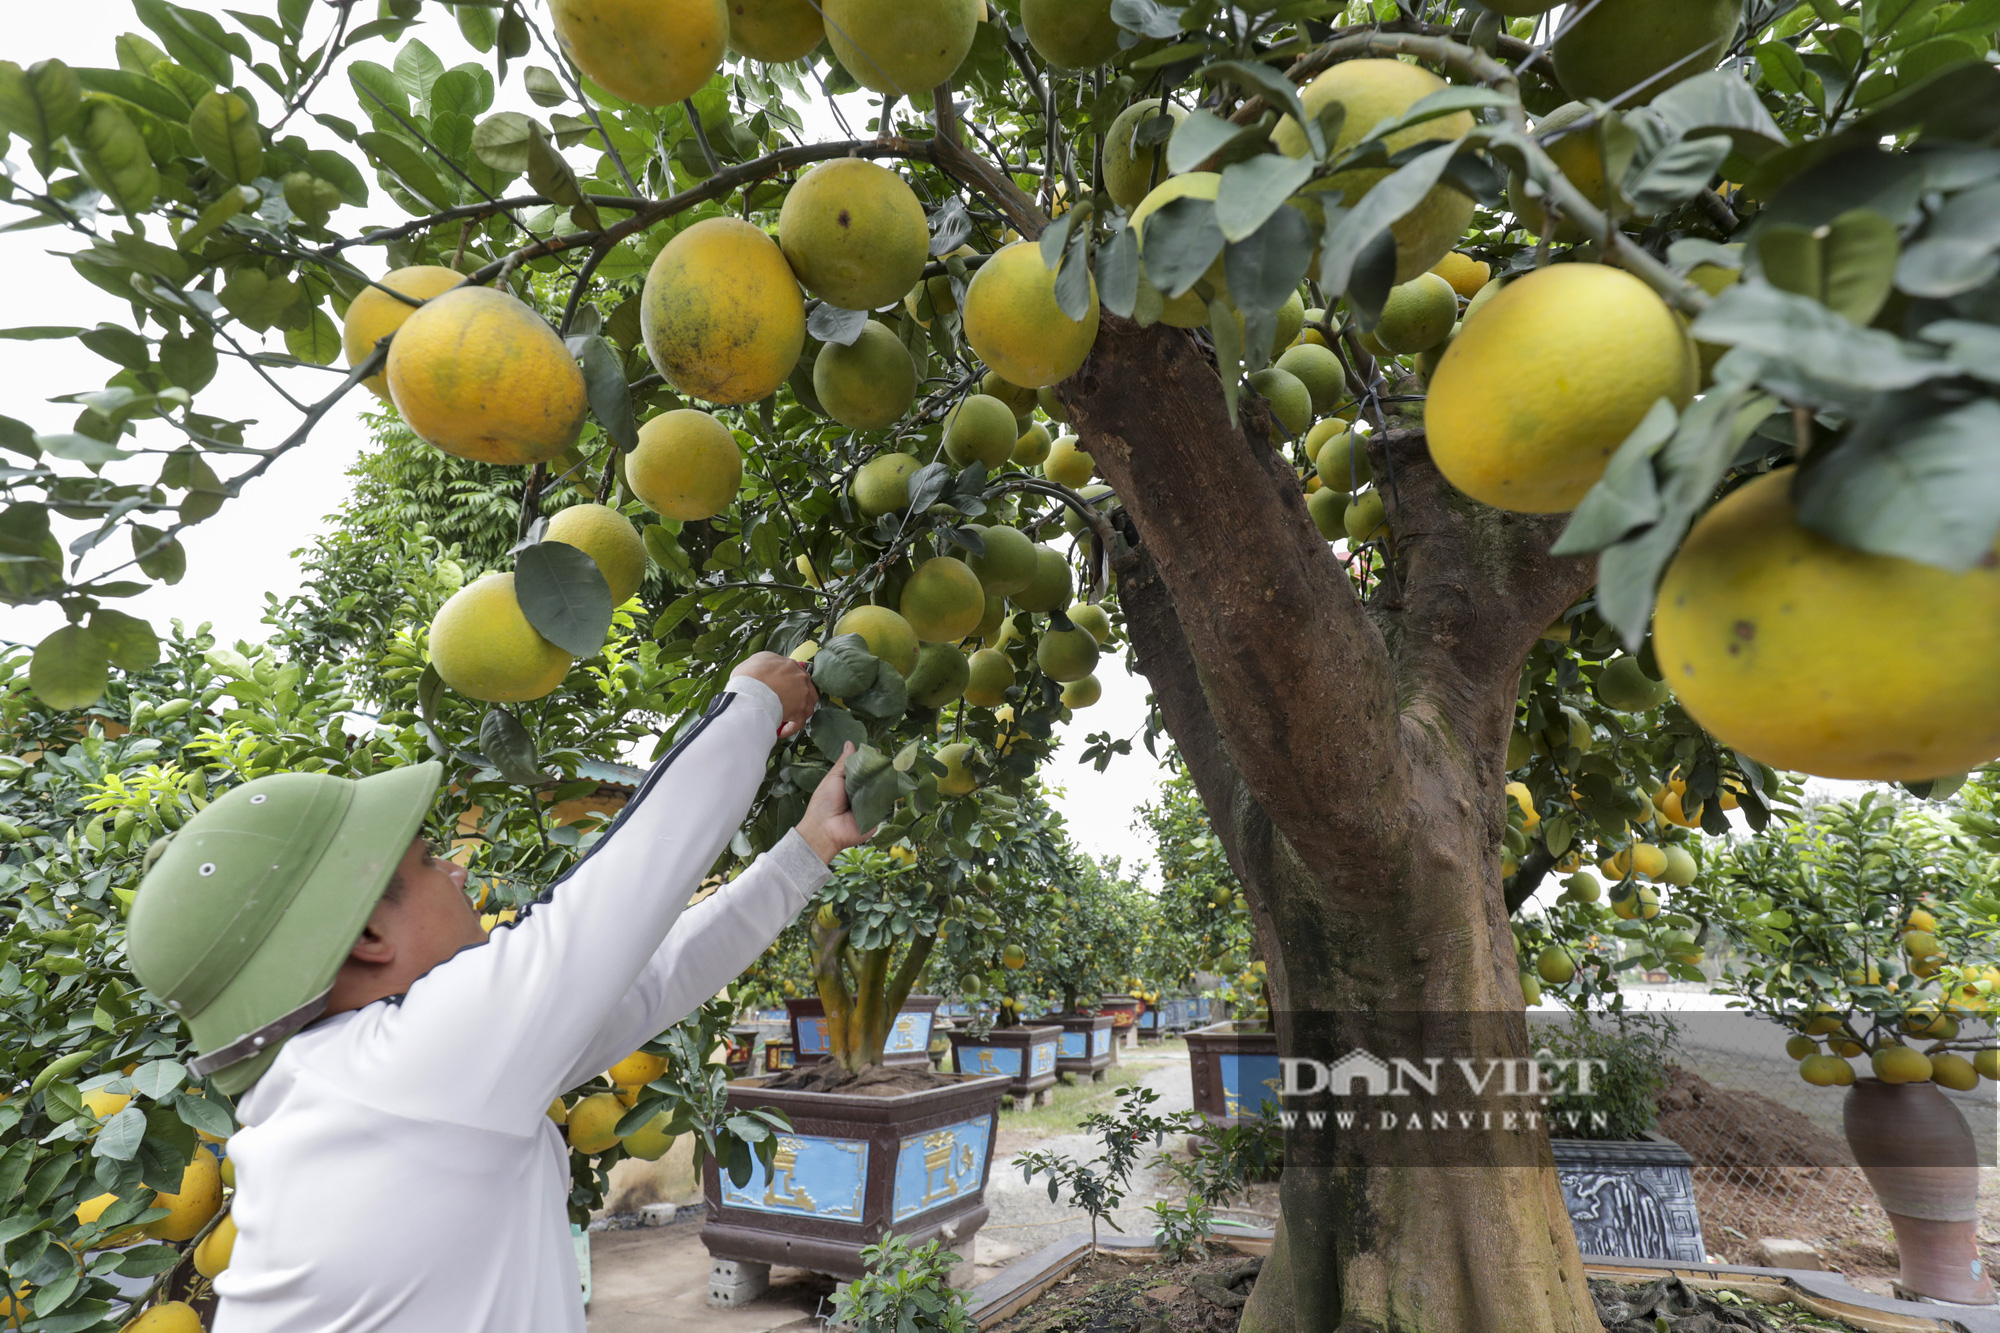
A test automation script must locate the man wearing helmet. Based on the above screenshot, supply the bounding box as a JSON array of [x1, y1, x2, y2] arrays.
[[125, 653, 861, 1332]]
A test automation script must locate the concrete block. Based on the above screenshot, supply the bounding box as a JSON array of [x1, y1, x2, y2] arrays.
[[707, 1258, 770, 1308], [1755, 1238, 1823, 1271], [637, 1202, 677, 1227]]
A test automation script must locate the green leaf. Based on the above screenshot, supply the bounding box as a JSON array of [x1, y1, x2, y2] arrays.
[[471, 110, 538, 174], [133, 0, 244, 86], [1214, 153, 1315, 243], [525, 120, 599, 229], [1165, 109, 1264, 176], [1319, 140, 1461, 296], [1222, 205, 1314, 320], [514, 539, 613, 658], [1137, 195, 1224, 299], [1794, 395, 2000, 570], [1896, 236, 2000, 298], [348, 59, 407, 124], [1919, 318, 2000, 383], [92, 1105, 147, 1161], [1755, 40, 1811, 97], [169, 1089, 232, 1139], [1096, 226, 1140, 320], [73, 100, 159, 216], [188, 89, 262, 184], [284, 306, 341, 365], [1362, 86, 1512, 143], [1752, 207, 1900, 324], [31, 625, 110, 710], [810, 633, 880, 699], [356, 130, 456, 211], [1624, 134, 1732, 212], [1551, 398, 1680, 556], [89, 609, 159, 672], [1201, 59, 1321, 159], [35, 432, 134, 463], [0, 58, 84, 173], [457, 0, 499, 51], [576, 334, 637, 450], [1689, 281, 1945, 402], [849, 661, 909, 720], [809, 706, 867, 763], [131, 523, 186, 583], [845, 744, 905, 832], [177, 184, 256, 252], [478, 707, 548, 786], [0, 326, 86, 340], [524, 65, 567, 107], [393, 39, 446, 112]]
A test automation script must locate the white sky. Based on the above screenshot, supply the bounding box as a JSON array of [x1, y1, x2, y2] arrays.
[[0, 1, 1169, 882]]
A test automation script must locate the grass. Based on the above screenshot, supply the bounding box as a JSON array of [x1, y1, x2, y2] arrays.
[[998, 1038, 1189, 1135]]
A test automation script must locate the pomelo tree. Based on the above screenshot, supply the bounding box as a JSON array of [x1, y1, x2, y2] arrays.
[[6, 0, 2000, 1329]]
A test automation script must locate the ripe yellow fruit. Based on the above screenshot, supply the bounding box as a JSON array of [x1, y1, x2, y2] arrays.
[[549, 0, 727, 104], [1431, 252, 1490, 300], [906, 642, 970, 707], [609, 1050, 668, 1087], [1273, 60, 1475, 282], [1505, 781, 1540, 829], [1508, 102, 1613, 245], [1688, 260, 1741, 386], [193, 1211, 237, 1278], [545, 504, 646, 606], [567, 1091, 626, 1154], [1976, 1049, 2000, 1081], [622, 1112, 678, 1161], [967, 525, 1038, 597], [1904, 907, 1938, 934], [1275, 344, 1345, 416], [1628, 843, 1668, 880], [1872, 1044, 1933, 1084], [1130, 173, 1227, 322], [1043, 435, 1095, 488], [855, 452, 920, 517], [901, 557, 987, 643], [141, 1150, 223, 1241], [937, 742, 977, 796], [1001, 943, 1028, 969], [1536, 945, 1575, 985], [342, 265, 464, 398], [1037, 627, 1100, 683], [1657, 469, 2000, 780], [1102, 100, 1187, 211], [1010, 545, 1073, 613], [1802, 1003, 1843, 1037], [1785, 1034, 1817, 1061], [121, 1302, 204, 1333], [1798, 1054, 1842, 1087], [780, 160, 930, 312], [387, 286, 587, 467], [963, 241, 1101, 389], [1931, 1052, 1979, 1091], [429, 574, 573, 703], [1013, 423, 1053, 467], [814, 322, 918, 430], [1425, 264, 1697, 513], [963, 648, 1014, 707], [833, 604, 919, 677], [725, 0, 824, 62], [1659, 844, 1698, 888], [1066, 602, 1112, 646], [1553, 0, 1741, 105], [627, 410, 743, 521], [1374, 273, 1458, 354], [643, 217, 805, 406], [1247, 368, 1312, 438], [823, 0, 977, 95], [1612, 885, 1660, 920], [82, 1087, 132, 1121], [945, 395, 1019, 471], [1021, 0, 1118, 68], [1061, 674, 1102, 709], [547, 1098, 568, 1125]]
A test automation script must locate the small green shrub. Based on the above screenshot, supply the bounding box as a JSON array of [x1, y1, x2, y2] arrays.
[[1536, 1013, 1679, 1142]]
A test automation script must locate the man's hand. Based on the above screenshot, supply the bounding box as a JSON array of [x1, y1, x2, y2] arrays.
[[797, 744, 870, 865], [731, 652, 816, 739]]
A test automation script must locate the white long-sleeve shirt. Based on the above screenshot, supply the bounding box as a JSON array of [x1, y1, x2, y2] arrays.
[[214, 678, 827, 1333]]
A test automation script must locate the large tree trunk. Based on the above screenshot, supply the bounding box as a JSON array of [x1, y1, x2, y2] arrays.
[[1063, 318, 1602, 1333]]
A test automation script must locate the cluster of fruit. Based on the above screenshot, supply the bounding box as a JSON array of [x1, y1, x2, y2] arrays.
[[552, 1048, 681, 1162]]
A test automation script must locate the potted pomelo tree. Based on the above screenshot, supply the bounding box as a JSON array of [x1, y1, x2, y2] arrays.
[[1024, 855, 1149, 1081]]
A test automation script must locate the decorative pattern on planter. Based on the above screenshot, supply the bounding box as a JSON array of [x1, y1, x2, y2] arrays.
[[958, 1044, 1023, 1077], [891, 1114, 995, 1223], [1219, 1051, 1282, 1119], [1058, 1030, 1087, 1059], [719, 1135, 869, 1220], [1551, 1134, 1706, 1263]]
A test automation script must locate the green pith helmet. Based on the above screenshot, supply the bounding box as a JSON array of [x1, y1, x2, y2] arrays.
[[128, 762, 443, 1095]]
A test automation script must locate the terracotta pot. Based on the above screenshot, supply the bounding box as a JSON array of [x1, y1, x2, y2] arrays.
[[1843, 1077, 1994, 1304]]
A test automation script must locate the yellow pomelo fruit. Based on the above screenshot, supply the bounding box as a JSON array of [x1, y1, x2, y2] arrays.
[[609, 1050, 668, 1087], [901, 557, 987, 643], [1785, 1034, 1817, 1061], [1659, 844, 1698, 887], [834, 604, 919, 677], [1425, 264, 1697, 513], [937, 741, 978, 796], [1803, 1003, 1843, 1036], [780, 160, 930, 311], [1905, 908, 1938, 934], [643, 217, 805, 406], [725, 0, 824, 62], [1103, 100, 1187, 211], [1374, 273, 1458, 354], [82, 1088, 132, 1121], [628, 409, 743, 521], [387, 286, 587, 467], [1904, 929, 1944, 964], [1931, 1052, 1979, 1091], [1037, 627, 1100, 682], [963, 648, 1015, 707], [963, 241, 1101, 389], [1066, 602, 1112, 645], [219, 1154, 235, 1188], [1613, 885, 1659, 919], [1247, 368, 1311, 438], [76, 1191, 146, 1247], [1344, 491, 1386, 544], [429, 574, 573, 703], [1508, 102, 1613, 245], [550, 0, 727, 104], [814, 322, 918, 430], [967, 524, 1038, 597], [622, 1112, 677, 1161], [981, 371, 1039, 419], [1976, 1050, 2000, 1080], [1798, 1054, 1842, 1087], [1553, 0, 1742, 105], [1431, 251, 1490, 300], [823, 0, 977, 95], [121, 1302, 205, 1333], [1011, 545, 1073, 613], [1061, 674, 1102, 709], [1688, 259, 1741, 386], [1013, 422, 1053, 467], [1131, 172, 1225, 307], [567, 1091, 626, 1154], [1872, 1044, 1932, 1084], [142, 1151, 222, 1241], [1628, 843, 1668, 880], [906, 642, 971, 707], [1273, 60, 1476, 282], [1002, 943, 1028, 969], [1022, 0, 1118, 68], [945, 395, 1019, 470], [1308, 487, 1346, 539], [855, 452, 920, 517], [193, 1212, 237, 1279], [1506, 781, 1539, 826], [1043, 435, 1095, 488], [1536, 945, 1575, 985], [1655, 469, 2000, 780], [547, 1098, 568, 1125], [1275, 344, 1344, 415], [342, 265, 464, 398], [545, 504, 646, 606]]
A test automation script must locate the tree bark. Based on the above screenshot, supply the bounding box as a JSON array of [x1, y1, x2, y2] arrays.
[[1066, 317, 1601, 1333]]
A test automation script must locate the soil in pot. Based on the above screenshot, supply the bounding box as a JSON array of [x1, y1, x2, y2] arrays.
[[761, 1059, 962, 1096]]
